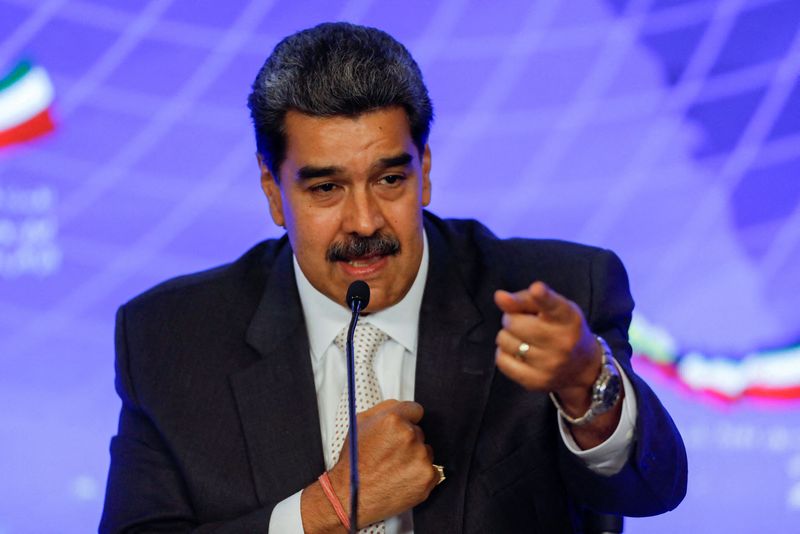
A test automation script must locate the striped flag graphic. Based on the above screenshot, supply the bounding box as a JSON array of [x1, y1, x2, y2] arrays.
[[0, 60, 56, 148]]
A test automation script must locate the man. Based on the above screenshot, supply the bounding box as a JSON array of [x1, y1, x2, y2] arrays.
[[101, 22, 686, 533]]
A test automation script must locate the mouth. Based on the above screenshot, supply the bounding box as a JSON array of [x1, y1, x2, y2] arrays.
[[347, 254, 381, 267], [338, 253, 389, 277], [326, 232, 401, 279]]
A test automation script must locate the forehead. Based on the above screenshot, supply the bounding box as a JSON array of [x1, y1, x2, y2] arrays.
[[280, 107, 416, 171]]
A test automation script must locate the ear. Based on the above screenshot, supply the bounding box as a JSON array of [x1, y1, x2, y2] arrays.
[[257, 153, 285, 227], [421, 144, 432, 207]]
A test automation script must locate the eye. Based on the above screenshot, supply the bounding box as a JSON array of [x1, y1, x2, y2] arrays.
[[310, 182, 338, 194], [380, 174, 405, 186]]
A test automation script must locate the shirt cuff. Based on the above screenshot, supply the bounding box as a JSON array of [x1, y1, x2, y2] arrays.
[[557, 359, 638, 476], [268, 488, 304, 534]]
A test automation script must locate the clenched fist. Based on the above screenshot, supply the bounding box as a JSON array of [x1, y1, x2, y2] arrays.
[[302, 400, 439, 532]]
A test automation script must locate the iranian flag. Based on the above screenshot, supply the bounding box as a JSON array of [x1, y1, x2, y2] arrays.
[[0, 60, 55, 148]]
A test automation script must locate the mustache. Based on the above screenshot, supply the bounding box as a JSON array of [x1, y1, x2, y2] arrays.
[[326, 232, 401, 262]]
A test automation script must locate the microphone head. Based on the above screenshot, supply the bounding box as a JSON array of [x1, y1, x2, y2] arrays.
[[346, 280, 370, 311]]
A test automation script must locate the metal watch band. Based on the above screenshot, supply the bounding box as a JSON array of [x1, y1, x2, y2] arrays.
[[548, 335, 620, 427]]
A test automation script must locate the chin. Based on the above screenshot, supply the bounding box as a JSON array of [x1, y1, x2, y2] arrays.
[[363, 288, 391, 312]]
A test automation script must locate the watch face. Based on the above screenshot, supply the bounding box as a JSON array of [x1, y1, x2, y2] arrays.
[[592, 364, 622, 414], [601, 374, 622, 405]]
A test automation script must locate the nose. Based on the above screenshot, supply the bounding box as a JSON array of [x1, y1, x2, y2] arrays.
[[342, 187, 384, 236]]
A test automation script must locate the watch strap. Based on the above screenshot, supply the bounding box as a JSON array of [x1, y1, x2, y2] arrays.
[[549, 335, 620, 426]]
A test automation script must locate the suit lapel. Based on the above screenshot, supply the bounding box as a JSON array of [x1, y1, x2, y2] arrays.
[[413, 219, 500, 533], [226, 220, 502, 523], [229, 243, 325, 505]]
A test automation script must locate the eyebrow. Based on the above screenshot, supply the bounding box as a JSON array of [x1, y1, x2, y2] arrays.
[[295, 152, 414, 180], [297, 165, 343, 180], [376, 152, 413, 169]]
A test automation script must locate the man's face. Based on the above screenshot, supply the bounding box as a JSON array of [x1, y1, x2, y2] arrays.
[[259, 107, 432, 312]]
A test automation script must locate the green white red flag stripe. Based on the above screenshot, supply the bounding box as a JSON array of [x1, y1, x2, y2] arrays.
[[0, 60, 55, 147], [630, 314, 800, 402]]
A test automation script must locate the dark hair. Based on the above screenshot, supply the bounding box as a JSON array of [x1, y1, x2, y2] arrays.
[[247, 22, 433, 176]]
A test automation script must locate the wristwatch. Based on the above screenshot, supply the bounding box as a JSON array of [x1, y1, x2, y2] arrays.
[[549, 335, 622, 426]]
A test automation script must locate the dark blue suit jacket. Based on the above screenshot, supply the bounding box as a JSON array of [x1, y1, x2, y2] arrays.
[[100, 212, 687, 533]]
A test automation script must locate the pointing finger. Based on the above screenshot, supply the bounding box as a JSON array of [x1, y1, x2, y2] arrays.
[[528, 282, 574, 321], [495, 281, 565, 316], [494, 287, 542, 315]]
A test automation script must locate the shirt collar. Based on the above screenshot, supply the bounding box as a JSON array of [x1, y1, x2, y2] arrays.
[[294, 230, 429, 360]]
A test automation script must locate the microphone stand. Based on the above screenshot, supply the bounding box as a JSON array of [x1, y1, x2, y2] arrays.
[[346, 297, 363, 534]]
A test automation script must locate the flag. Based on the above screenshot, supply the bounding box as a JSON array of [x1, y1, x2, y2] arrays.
[[0, 60, 56, 148]]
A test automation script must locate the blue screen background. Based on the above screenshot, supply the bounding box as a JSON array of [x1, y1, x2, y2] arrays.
[[1, 0, 799, 532]]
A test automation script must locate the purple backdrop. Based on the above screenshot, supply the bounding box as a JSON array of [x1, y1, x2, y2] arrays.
[[1, 0, 799, 532]]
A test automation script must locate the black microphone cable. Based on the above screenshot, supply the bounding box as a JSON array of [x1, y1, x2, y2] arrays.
[[345, 280, 370, 534]]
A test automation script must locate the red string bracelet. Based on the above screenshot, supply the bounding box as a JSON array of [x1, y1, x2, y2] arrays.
[[318, 471, 351, 530]]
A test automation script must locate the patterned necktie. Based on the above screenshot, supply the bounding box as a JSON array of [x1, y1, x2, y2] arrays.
[[331, 322, 388, 534]]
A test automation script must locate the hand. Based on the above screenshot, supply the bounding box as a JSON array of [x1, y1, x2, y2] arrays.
[[493, 281, 602, 414], [308, 400, 438, 530]]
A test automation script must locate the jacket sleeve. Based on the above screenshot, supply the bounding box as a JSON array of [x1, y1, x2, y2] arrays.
[[557, 248, 688, 517], [99, 305, 275, 533]]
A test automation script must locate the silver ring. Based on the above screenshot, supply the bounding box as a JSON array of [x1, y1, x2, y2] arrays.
[[515, 342, 531, 360]]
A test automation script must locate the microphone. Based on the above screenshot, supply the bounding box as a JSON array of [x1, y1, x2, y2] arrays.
[[346, 280, 370, 312], [344, 280, 370, 533]]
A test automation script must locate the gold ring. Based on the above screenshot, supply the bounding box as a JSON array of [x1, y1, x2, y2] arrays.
[[515, 342, 530, 360], [433, 464, 445, 485]]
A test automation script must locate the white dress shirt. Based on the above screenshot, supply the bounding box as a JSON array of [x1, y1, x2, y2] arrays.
[[269, 231, 638, 533]]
